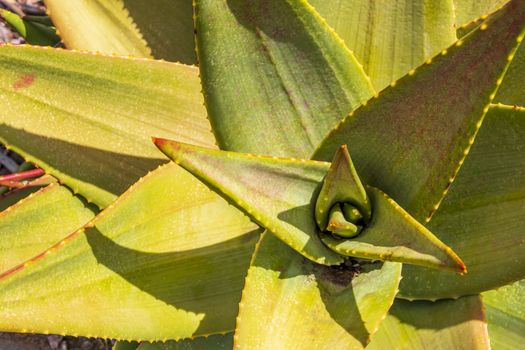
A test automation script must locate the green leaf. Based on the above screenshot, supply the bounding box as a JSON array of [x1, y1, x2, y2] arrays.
[[0, 44, 212, 208], [194, 0, 375, 158], [138, 334, 233, 350], [483, 279, 525, 350], [0, 182, 96, 274], [399, 105, 525, 299], [322, 187, 465, 273], [114, 341, 140, 350], [155, 139, 465, 271], [44, 0, 196, 64], [0, 163, 261, 340], [453, 0, 509, 28], [0, 9, 61, 46], [315, 145, 371, 231], [313, 0, 525, 222], [234, 233, 401, 350], [367, 296, 490, 350], [0, 186, 42, 212], [309, 0, 456, 91], [494, 42, 525, 106]]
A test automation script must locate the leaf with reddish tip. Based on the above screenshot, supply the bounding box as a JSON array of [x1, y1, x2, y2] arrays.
[[313, 0, 525, 223], [322, 187, 466, 273], [367, 296, 490, 350], [0, 44, 211, 208], [194, 0, 375, 158], [0, 163, 260, 340], [399, 105, 525, 299], [234, 233, 401, 350], [155, 138, 465, 271]]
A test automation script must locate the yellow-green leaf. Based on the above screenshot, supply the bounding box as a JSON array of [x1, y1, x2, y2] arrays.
[[483, 280, 525, 350], [234, 233, 401, 350], [0, 44, 211, 208], [0, 182, 96, 274], [367, 296, 490, 350], [0, 164, 260, 340], [310, 0, 456, 91], [44, 0, 196, 64]]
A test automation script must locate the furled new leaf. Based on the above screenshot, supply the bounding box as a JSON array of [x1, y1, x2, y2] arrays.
[[314, 0, 525, 223], [0, 44, 211, 207], [155, 139, 465, 272]]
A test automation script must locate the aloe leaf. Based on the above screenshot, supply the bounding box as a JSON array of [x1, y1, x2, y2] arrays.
[[322, 187, 465, 273], [0, 44, 211, 208], [399, 105, 525, 299], [138, 334, 233, 350], [194, 0, 375, 158], [453, 0, 509, 28], [0, 9, 60, 46], [494, 42, 525, 106], [0, 182, 96, 273], [114, 342, 140, 350], [234, 233, 401, 350], [43, 0, 196, 64], [314, 0, 525, 223], [483, 280, 525, 349], [0, 163, 261, 340], [0, 185, 43, 212], [310, 0, 456, 91], [155, 139, 465, 271], [366, 296, 490, 350]]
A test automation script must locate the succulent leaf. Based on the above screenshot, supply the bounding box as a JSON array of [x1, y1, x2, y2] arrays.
[[367, 296, 490, 350], [322, 187, 465, 273], [483, 279, 525, 349], [0, 182, 96, 273], [155, 138, 465, 271], [310, 0, 457, 91], [194, 0, 375, 158], [0, 44, 211, 207], [0, 9, 60, 46], [399, 105, 525, 299], [313, 0, 525, 222], [0, 164, 260, 340], [453, 0, 509, 28], [315, 145, 371, 233], [44, 0, 197, 64], [234, 233, 401, 350], [137, 334, 233, 350]]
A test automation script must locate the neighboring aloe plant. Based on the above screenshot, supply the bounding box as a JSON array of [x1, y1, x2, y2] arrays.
[[0, 0, 524, 349]]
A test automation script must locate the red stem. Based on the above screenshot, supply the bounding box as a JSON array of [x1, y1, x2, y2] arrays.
[[0, 168, 45, 182]]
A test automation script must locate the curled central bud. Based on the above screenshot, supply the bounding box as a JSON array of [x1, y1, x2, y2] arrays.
[[315, 145, 371, 239]]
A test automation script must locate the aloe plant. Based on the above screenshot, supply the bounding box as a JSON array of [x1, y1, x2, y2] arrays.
[[0, 0, 524, 349]]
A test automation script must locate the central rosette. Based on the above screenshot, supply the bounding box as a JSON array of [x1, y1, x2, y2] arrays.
[[315, 145, 372, 239]]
